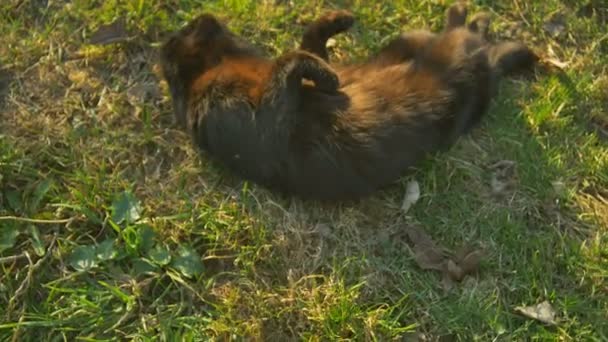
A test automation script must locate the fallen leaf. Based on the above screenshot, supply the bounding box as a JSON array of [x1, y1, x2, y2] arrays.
[[460, 251, 482, 274], [446, 259, 464, 281], [490, 177, 508, 194], [405, 226, 484, 290], [515, 301, 558, 325], [406, 225, 445, 271], [489, 160, 517, 196], [326, 38, 337, 48], [543, 14, 566, 38], [89, 17, 131, 45], [414, 248, 445, 271], [127, 81, 160, 107], [401, 180, 420, 213]]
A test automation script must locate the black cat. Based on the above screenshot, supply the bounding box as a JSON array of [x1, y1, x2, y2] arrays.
[[159, 4, 537, 200]]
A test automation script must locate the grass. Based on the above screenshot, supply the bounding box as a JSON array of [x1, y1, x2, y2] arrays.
[[1, 0, 607, 340]]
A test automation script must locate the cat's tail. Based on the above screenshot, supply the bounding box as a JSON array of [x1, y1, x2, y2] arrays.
[[489, 42, 538, 77]]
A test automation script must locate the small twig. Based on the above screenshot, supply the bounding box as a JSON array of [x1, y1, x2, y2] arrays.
[[0, 216, 74, 224], [0, 253, 28, 265], [6, 234, 58, 319], [6, 251, 33, 317]]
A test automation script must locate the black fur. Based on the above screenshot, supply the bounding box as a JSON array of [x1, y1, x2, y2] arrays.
[[159, 5, 537, 200]]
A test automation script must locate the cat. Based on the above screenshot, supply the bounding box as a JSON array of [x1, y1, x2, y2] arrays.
[[159, 4, 537, 201]]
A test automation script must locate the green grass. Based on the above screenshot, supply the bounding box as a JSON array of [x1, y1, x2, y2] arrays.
[[1, 0, 607, 340]]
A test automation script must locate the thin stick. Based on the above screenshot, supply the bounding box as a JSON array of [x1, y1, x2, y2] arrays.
[[0, 216, 74, 224], [6, 235, 58, 319], [0, 254, 28, 265]]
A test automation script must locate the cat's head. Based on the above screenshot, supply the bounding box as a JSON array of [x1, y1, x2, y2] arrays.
[[160, 14, 251, 127]]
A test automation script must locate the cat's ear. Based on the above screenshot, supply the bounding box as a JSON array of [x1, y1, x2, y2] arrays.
[[445, 3, 468, 30], [178, 14, 226, 52]]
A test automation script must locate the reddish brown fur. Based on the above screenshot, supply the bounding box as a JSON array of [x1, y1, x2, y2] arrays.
[[190, 57, 273, 106]]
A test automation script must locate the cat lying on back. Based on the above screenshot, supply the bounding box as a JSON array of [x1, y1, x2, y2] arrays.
[[159, 4, 537, 200]]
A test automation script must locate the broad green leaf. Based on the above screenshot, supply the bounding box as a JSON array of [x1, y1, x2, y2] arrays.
[[69, 245, 98, 271], [170, 246, 204, 278], [0, 224, 20, 254], [96, 239, 117, 261], [27, 225, 45, 257], [148, 245, 171, 266], [132, 258, 158, 275], [6, 190, 22, 212], [138, 224, 155, 253], [111, 191, 142, 225], [29, 178, 53, 214]]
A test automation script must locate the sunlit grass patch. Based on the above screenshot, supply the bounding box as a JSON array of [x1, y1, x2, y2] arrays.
[[1, 0, 607, 340]]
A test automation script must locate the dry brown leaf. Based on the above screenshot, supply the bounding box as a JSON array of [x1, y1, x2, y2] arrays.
[[405, 226, 484, 290], [127, 81, 160, 104], [446, 259, 464, 281], [446, 248, 483, 282], [89, 17, 131, 45], [489, 160, 517, 196], [543, 14, 566, 38], [514, 301, 558, 325], [406, 226, 445, 271], [455, 248, 483, 275], [413, 249, 445, 271], [405, 225, 436, 249]]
